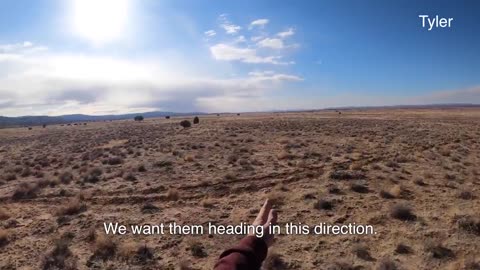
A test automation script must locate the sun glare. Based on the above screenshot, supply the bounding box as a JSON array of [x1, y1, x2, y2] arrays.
[[72, 0, 129, 45]]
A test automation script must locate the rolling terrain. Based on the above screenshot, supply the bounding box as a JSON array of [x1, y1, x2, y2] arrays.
[[0, 108, 479, 269]]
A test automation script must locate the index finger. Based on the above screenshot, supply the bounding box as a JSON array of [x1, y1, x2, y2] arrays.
[[255, 199, 272, 224]]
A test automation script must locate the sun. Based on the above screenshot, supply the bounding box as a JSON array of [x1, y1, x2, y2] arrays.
[[72, 0, 129, 45]]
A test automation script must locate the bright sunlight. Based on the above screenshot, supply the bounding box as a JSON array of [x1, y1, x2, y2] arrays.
[[72, 0, 129, 45]]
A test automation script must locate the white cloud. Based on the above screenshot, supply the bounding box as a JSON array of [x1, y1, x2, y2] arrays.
[[257, 38, 285, 49], [1, 17, 301, 116], [249, 19, 269, 29], [277, 28, 295, 38], [233, 35, 247, 44], [207, 15, 297, 67], [204, 30, 216, 37], [0, 42, 302, 116], [0, 42, 29, 53], [2, 41, 478, 116], [210, 43, 291, 65], [0, 41, 48, 55], [248, 70, 275, 77], [218, 14, 241, 34], [221, 24, 241, 34], [248, 70, 302, 82], [196, 93, 403, 113], [251, 36, 264, 42], [196, 72, 304, 113]]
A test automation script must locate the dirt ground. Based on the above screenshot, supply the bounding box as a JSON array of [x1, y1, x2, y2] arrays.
[[1, 108, 479, 269]]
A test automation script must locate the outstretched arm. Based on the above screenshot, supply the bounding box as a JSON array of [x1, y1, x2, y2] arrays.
[[214, 199, 277, 270]]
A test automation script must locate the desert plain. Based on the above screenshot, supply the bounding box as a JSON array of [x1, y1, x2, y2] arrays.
[[0, 108, 479, 269]]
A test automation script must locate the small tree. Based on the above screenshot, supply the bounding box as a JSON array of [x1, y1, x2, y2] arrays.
[[180, 120, 191, 128], [134, 115, 144, 121], [193, 116, 199, 124], [165, 116, 170, 119], [42, 124, 47, 128]]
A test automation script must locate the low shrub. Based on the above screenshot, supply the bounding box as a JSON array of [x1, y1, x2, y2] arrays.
[[12, 182, 39, 200], [180, 120, 191, 128], [390, 204, 416, 221]]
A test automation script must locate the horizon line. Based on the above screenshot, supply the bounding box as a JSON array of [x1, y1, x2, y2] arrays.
[[2, 103, 480, 118]]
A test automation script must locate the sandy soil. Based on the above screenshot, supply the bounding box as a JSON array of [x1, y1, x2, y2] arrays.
[[0, 108, 479, 269]]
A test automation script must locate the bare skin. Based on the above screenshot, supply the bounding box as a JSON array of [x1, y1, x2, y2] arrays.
[[250, 199, 278, 246]]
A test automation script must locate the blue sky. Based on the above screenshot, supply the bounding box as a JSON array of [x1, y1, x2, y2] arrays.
[[0, 0, 479, 116]]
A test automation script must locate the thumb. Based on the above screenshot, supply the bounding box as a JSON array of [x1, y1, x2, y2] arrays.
[[262, 209, 278, 247]]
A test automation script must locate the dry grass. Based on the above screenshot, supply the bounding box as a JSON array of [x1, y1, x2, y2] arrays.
[[456, 216, 480, 235], [379, 190, 395, 199], [93, 235, 117, 260], [352, 244, 374, 261], [389, 185, 404, 198], [327, 260, 356, 270], [141, 202, 160, 213], [184, 154, 195, 162], [277, 151, 294, 160], [0, 208, 10, 221], [267, 191, 286, 207], [165, 188, 180, 201], [201, 198, 215, 208], [350, 183, 369, 193], [394, 243, 412, 254], [330, 170, 365, 180], [12, 182, 39, 200], [118, 241, 138, 260], [463, 260, 480, 270], [107, 156, 123, 165], [56, 199, 87, 216], [83, 167, 103, 183], [313, 199, 334, 210], [458, 190, 474, 200], [189, 241, 207, 258], [390, 204, 416, 221], [376, 258, 398, 270], [123, 172, 137, 181], [0, 229, 9, 247], [59, 171, 74, 184], [179, 260, 194, 270], [41, 238, 77, 270], [138, 164, 147, 172], [264, 251, 287, 270], [1, 109, 480, 269], [86, 228, 96, 242], [425, 240, 455, 259], [4, 173, 16, 181]]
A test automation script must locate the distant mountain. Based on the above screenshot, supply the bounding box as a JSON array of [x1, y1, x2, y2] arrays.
[[325, 103, 480, 110], [0, 111, 205, 128], [2, 103, 480, 128]]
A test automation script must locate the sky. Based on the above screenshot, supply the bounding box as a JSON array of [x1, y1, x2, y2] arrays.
[[0, 0, 479, 116]]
